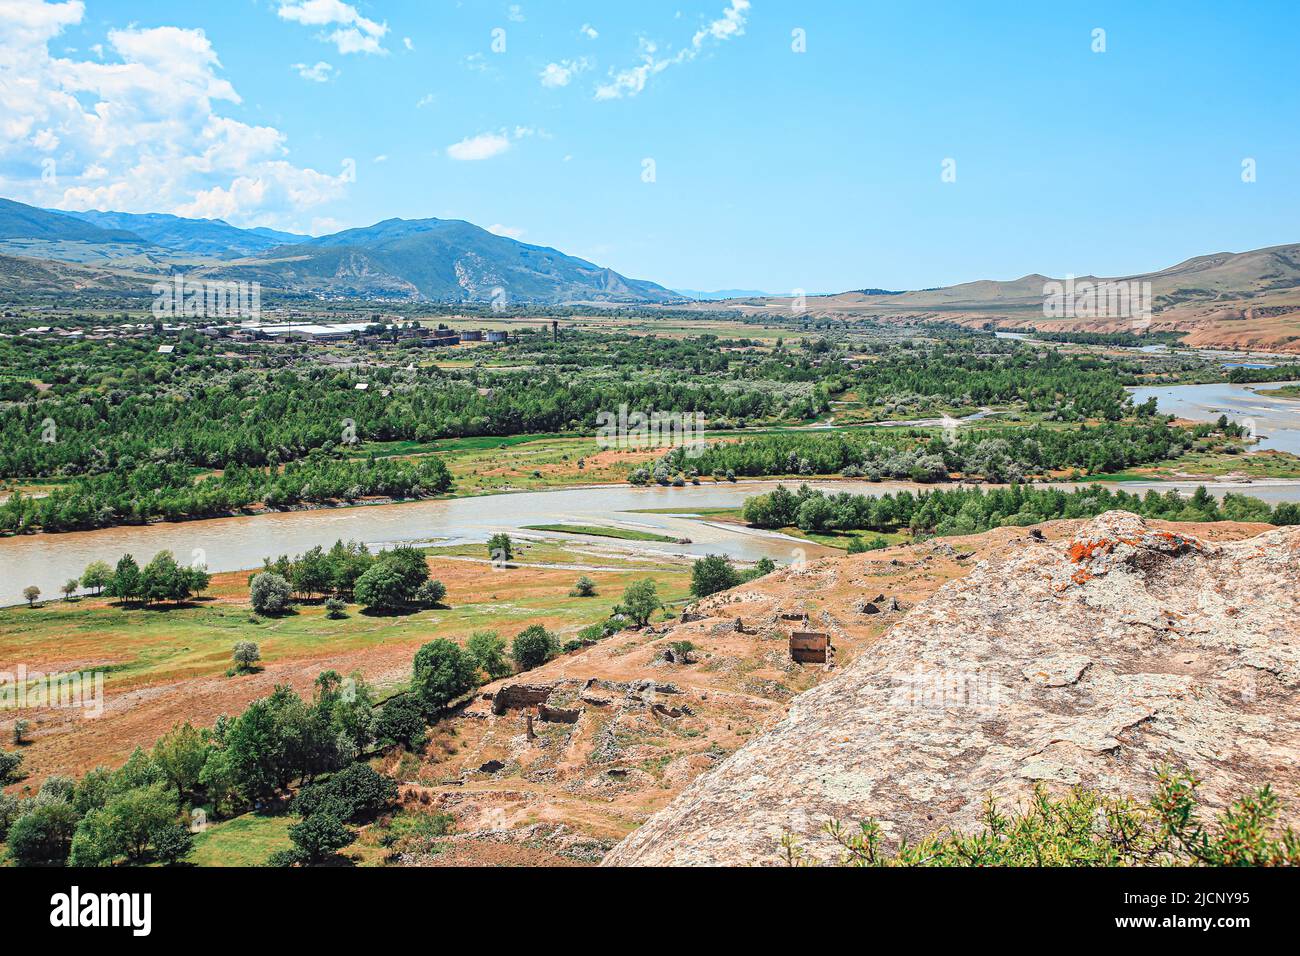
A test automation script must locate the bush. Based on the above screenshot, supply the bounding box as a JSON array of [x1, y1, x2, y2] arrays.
[[415, 579, 447, 609], [324, 597, 347, 619], [466, 631, 511, 681], [786, 768, 1300, 867], [570, 575, 598, 597], [273, 813, 355, 866], [690, 554, 741, 598], [249, 572, 292, 615], [511, 624, 559, 671], [412, 639, 478, 712], [151, 822, 195, 866], [293, 764, 397, 823], [0, 748, 23, 784], [6, 801, 78, 865], [375, 695, 426, 750]]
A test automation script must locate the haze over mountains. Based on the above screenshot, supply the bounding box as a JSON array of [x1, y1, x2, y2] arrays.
[[0, 197, 677, 305]]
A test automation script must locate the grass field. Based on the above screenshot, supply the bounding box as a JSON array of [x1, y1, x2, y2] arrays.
[[188, 813, 294, 867], [522, 523, 680, 543], [0, 541, 691, 700]]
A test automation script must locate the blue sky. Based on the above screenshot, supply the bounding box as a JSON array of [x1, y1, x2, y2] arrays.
[[2, 1, 1297, 293]]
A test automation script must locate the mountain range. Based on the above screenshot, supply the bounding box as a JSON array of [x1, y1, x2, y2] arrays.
[[0, 197, 678, 304], [2, 195, 1299, 350]]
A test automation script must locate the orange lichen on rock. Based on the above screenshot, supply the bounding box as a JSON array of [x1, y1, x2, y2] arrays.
[[1068, 538, 1116, 563]]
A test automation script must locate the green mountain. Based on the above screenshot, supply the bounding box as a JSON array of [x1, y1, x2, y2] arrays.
[[0, 198, 146, 245], [0, 198, 677, 304], [222, 217, 678, 303], [56, 209, 305, 258]]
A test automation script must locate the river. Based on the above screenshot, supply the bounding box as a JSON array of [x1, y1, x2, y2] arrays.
[[1129, 381, 1300, 454], [4, 381, 1300, 606]]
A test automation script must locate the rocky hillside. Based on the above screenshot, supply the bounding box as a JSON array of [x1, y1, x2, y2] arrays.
[[604, 512, 1299, 865]]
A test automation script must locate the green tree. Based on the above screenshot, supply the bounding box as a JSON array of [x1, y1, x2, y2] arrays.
[[375, 695, 426, 750], [7, 801, 78, 865], [415, 579, 447, 608], [570, 575, 597, 597], [152, 722, 210, 805], [690, 554, 740, 598], [249, 571, 292, 615], [231, 641, 261, 674], [81, 560, 112, 595], [0, 748, 23, 784], [107, 554, 142, 605], [487, 532, 513, 563], [151, 822, 195, 866], [276, 813, 355, 866], [22, 585, 39, 607], [617, 578, 662, 627], [412, 639, 478, 712], [511, 624, 559, 671], [466, 631, 512, 681], [61, 578, 79, 600]]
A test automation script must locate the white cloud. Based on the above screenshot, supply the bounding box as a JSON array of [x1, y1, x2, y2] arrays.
[[277, 0, 388, 56], [579, 23, 598, 40], [293, 60, 335, 82], [373, 154, 388, 163], [487, 223, 524, 239], [403, 36, 413, 51], [595, 0, 749, 100], [446, 132, 511, 161], [539, 57, 590, 88], [445, 126, 538, 161], [415, 92, 435, 108], [0, 0, 349, 229]]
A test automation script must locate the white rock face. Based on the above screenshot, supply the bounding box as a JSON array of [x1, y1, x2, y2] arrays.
[[603, 512, 1300, 866]]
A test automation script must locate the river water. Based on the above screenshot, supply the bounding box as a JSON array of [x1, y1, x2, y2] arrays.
[[1128, 381, 1300, 454], [4, 382, 1300, 606]]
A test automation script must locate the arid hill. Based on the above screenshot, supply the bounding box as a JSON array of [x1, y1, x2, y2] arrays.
[[686, 243, 1300, 352], [604, 512, 1299, 866]]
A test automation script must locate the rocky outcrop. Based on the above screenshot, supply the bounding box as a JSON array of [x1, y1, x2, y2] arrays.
[[603, 512, 1300, 866]]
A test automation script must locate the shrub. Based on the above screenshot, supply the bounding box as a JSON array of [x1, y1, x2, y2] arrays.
[[375, 695, 426, 750], [0, 748, 23, 784], [785, 768, 1300, 867], [511, 624, 559, 671], [324, 597, 347, 619], [6, 801, 79, 865], [466, 631, 511, 681], [415, 579, 447, 609], [570, 575, 598, 597], [249, 572, 292, 615], [293, 764, 397, 823], [273, 813, 355, 866]]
